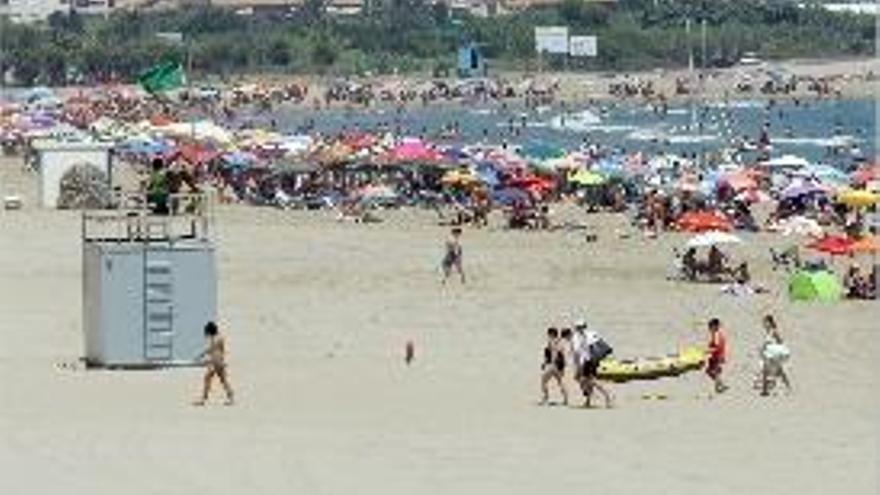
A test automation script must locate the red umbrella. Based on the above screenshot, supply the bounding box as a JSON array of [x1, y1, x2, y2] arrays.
[[506, 175, 555, 197], [676, 211, 732, 233], [806, 235, 855, 256]]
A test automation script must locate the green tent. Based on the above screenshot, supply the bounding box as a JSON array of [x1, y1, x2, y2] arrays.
[[788, 270, 843, 302]]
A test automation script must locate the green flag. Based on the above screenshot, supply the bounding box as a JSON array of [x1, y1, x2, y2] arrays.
[[138, 60, 184, 94]]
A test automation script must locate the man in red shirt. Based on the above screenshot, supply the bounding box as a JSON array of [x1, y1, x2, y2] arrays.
[[706, 318, 729, 394]]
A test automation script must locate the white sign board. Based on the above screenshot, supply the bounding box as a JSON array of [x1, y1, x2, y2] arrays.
[[535, 26, 569, 54], [156, 32, 184, 45], [569, 35, 597, 57]]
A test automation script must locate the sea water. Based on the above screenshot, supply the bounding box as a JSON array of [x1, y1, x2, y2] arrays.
[[270, 98, 874, 164]]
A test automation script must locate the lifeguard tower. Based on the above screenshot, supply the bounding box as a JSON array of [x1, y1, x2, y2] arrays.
[[81, 193, 217, 367]]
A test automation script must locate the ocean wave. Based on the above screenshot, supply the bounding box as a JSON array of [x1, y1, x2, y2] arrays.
[[772, 135, 858, 147]]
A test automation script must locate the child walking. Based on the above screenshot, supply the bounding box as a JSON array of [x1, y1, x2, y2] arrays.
[[194, 321, 235, 406], [706, 318, 729, 394]]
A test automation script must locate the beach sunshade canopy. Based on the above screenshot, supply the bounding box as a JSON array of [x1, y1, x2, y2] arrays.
[[676, 211, 732, 233], [521, 143, 564, 161], [779, 216, 823, 237], [837, 189, 879, 208], [781, 181, 827, 200], [761, 154, 809, 169], [851, 165, 879, 186], [788, 270, 842, 302], [686, 231, 743, 248], [720, 171, 757, 191], [357, 184, 397, 200], [806, 235, 854, 256], [506, 175, 556, 194], [441, 169, 480, 186], [491, 187, 532, 206], [849, 235, 880, 254], [734, 188, 771, 204], [569, 169, 606, 186], [801, 165, 849, 185], [389, 140, 443, 163], [221, 151, 258, 168]]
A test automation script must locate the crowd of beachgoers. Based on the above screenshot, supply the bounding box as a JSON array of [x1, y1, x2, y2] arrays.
[[1, 70, 877, 305]]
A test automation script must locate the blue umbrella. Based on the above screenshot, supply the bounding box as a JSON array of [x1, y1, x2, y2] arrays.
[[475, 162, 500, 187], [117, 138, 169, 156], [492, 187, 531, 206], [222, 151, 258, 169], [781, 182, 826, 200]]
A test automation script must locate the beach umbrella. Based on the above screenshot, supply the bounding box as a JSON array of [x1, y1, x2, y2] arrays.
[[117, 136, 170, 156], [491, 187, 531, 206], [441, 169, 479, 186], [801, 164, 849, 186], [390, 139, 442, 163], [595, 157, 625, 177], [676, 211, 733, 233], [720, 171, 757, 191], [474, 163, 500, 188], [781, 181, 827, 200], [779, 216, 823, 237], [734, 188, 772, 204], [836, 189, 879, 208], [221, 151, 258, 169], [686, 231, 743, 248], [507, 175, 555, 196], [851, 164, 879, 186], [173, 143, 220, 165], [760, 154, 809, 169], [849, 235, 880, 254], [788, 270, 842, 302], [806, 235, 854, 256], [569, 169, 606, 186], [521, 142, 564, 161], [357, 184, 398, 201], [538, 155, 579, 171]]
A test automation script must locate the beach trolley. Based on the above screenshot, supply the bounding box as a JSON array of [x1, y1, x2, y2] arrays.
[[81, 194, 217, 367]]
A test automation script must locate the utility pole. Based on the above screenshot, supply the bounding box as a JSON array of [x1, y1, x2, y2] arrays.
[[701, 18, 707, 73], [686, 17, 693, 76]]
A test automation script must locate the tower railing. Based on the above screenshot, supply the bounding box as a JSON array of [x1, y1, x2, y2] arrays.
[[82, 192, 215, 244]]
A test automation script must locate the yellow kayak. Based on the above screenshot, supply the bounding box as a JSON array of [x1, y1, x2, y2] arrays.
[[597, 346, 706, 383]]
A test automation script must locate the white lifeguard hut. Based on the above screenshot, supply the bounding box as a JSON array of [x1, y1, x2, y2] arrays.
[[81, 194, 217, 367]]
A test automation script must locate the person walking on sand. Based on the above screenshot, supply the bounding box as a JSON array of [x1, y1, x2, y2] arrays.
[[759, 314, 792, 396], [540, 328, 568, 406], [441, 227, 466, 284], [705, 318, 729, 394], [194, 321, 235, 406], [570, 322, 614, 408]]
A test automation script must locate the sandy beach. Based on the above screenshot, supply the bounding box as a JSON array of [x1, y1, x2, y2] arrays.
[[0, 157, 877, 494], [237, 56, 880, 106]]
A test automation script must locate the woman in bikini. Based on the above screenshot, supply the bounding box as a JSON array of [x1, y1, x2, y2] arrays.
[[540, 328, 569, 406]]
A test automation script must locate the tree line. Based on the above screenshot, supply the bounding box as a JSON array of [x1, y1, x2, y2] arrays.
[[0, 0, 874, 86]]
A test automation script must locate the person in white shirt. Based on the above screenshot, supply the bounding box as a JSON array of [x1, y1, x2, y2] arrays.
[[571, 321, 613, 408]]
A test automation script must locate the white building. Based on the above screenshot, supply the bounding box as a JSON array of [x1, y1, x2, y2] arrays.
[[0, 0, 115, 24]]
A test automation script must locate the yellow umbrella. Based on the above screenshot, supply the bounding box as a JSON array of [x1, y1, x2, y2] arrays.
[[569, 169, 606, 186], [837, 189, 879, 208], [441, 170, 479, 186]]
